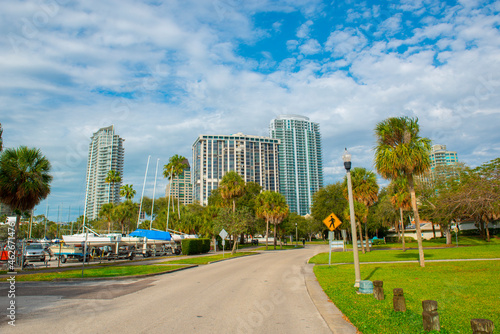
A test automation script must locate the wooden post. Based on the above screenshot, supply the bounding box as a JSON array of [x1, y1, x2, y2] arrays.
[[471, 319, 494, 334], [373, 280, 384, 300], [422, 300, 440, 331], [393, 288, 406, 312]]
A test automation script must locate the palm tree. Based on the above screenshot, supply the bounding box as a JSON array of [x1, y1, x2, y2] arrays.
[[163, 155, 188, 220], [105, 170, 122, 203], [218, 171, 246, 254], [390, 177, 411, 251], [120, 184, 136, 200], [0, 146, 52, 257], [255, 191, 289, 250], [374, 116, 431, 267], [348, 167, 379, 252], [99, 203, 115, 234]]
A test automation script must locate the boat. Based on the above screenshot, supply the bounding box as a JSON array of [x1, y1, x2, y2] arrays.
[[62, 233, 121, 247]]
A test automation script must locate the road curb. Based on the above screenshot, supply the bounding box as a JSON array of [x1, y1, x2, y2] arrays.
[[304, 263, 358, 334]]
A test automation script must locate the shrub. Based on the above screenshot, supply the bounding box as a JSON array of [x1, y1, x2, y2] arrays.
[[200, 238, 211, 253], [181, 238, 212, 255]]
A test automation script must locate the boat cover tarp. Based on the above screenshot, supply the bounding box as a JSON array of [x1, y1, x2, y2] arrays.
[[129, 229, 172, 241]]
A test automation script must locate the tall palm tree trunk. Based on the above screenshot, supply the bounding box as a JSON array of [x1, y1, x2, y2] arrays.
[[273, 223, 277, 250], [400, 207, 406, 252], [177, 175, 181, 220], [408, 175, 425, 267], [364, 219, 371, 252], [357, 221, 365, 254], [265, 219, 269, 251]]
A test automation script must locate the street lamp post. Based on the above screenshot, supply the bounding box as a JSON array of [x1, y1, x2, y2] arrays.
[[343, 148, 361, 288], [295, 222, 298, 247]]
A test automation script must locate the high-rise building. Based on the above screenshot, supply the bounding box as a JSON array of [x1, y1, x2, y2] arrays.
[[417, 144, 459, 184], [192, 133, 280, 206], [429, 145, 458, 171], [165, 159, 193, 205], [85, 125, 124, 220], [270, 115, 323, 215]]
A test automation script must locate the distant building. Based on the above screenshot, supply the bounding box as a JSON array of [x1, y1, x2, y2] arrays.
[[417, 144, 459, 184], [192, 133, 280, 206], [430, 144, 458, 171], [85, 125, 124, 220], [165, 159, 193, 205], [269, 115, 323, 216]]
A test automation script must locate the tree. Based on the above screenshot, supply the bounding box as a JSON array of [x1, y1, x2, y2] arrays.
[[105, 170, 122, 203], [120, 184, 136, 200], [311, 182, 349, 240], [344, 167, 379, 252], [99, 203, 115, 234], [0, 146, 52, 264], [374, 116, 431, 267], [163, 155, 188, 220], [439, 160, 500, 241], [218, 171, 246, 254], [390, 177, 411, 251], [112, 200, 137, 234], [255, 191, 289, 250]]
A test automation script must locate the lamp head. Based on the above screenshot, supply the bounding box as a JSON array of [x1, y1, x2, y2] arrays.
[[342, 148, 352, 171]]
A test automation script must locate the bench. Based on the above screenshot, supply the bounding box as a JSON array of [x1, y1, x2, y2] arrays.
[[357, 240, 372, 247]]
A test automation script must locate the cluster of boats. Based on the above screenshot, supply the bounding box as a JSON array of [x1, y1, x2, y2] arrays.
[[49, 229, 197, 263]]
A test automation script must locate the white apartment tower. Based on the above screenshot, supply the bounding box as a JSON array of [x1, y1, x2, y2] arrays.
[[85, 125, 124, 220], [270, 115, 323, 216], [192, 133, 280, 206]]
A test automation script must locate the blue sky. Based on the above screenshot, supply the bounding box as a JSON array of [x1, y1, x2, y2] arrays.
[[1, 0, 499, 221]]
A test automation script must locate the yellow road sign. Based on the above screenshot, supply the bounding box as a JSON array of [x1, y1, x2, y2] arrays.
[[323, 213, 342, 231]]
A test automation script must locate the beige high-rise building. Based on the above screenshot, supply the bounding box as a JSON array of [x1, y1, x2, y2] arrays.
[[192, 133, 280, 206]]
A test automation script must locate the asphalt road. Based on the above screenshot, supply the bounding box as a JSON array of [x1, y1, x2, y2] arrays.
[[0, 246, 340, 334]]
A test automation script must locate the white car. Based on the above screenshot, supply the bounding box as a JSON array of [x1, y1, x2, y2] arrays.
[[24, 243, 49, 262]]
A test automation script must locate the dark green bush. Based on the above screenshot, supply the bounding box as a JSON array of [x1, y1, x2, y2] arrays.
[[200, 238, 211, 253], [181, 238, 211, 255]]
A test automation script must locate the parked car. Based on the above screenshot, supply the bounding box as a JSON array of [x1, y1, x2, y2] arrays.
[[24, 243, 49, 262]]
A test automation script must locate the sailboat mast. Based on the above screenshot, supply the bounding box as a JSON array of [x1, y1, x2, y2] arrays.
[[150, 158, 159, 230], [137, 155, 151, 228]]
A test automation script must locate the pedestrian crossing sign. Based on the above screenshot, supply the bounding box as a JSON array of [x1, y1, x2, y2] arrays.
[[323, 213, 342, 231]]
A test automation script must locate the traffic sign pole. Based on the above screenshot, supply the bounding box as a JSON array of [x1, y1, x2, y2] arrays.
[[328, 231, 333, 266]]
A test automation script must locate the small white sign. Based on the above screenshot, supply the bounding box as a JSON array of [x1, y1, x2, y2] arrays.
[[219, 229, 228, 239]]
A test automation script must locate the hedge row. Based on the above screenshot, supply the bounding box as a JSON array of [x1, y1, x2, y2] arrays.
[[181, 238, 211, 255]]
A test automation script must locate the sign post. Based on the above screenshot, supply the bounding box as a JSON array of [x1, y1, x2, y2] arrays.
[[323, 213, 342, 266], [219, 229, 228, 258], [328, 231, 333, 265]]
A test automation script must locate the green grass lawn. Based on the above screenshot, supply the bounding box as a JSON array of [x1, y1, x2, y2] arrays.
[[314, 261, 499, 334], [0, 265, 188, 281], [165, 252, 255, 265], [310, 243, 500, 264]]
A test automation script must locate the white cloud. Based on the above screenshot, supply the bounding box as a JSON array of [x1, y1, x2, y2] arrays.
[[296, 20, 313, 38]]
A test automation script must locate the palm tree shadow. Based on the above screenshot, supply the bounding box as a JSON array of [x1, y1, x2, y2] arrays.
[[364, 267, 380, 280], [394, 253, 434, 259]]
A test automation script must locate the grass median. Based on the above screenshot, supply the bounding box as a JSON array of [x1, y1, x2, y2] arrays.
[[1, 265, 189, 281], [314, 261, 499, 334], [164, 252, 255, 265]]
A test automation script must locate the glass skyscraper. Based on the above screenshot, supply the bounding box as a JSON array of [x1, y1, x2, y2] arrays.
[[192, 133, 279, 206], [85, 125, 124, 220], [270, 115, 323, 215]]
